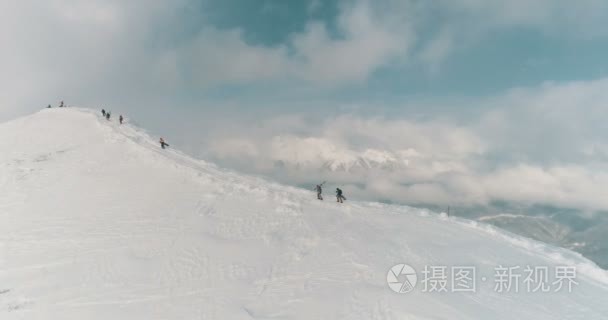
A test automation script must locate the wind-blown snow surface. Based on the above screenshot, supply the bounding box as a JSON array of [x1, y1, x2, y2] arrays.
[[1, 108, 607, 319]]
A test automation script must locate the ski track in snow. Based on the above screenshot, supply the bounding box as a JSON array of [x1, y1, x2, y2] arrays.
[[0, 108, 607, 319]]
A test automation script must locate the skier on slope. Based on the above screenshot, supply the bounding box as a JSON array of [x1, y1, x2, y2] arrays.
[[47, 104, 51, 108], [102, 109, 106, 117], [59, 101, 64, 108], [315, 182, 325, 200], [336, 188, 346, 203], [106, 112, 111, 120], [160, 137, 170, 149], [119, 115, 124, 124]]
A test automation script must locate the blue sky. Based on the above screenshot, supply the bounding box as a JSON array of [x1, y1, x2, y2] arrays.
[[2, 0, 608, 116], [197, 0, 608, 98]]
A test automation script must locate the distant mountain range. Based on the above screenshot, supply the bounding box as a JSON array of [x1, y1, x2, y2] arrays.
[[269, 136, 414, 173]]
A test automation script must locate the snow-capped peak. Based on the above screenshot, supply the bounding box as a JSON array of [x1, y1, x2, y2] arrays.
[[269, 135, 409, 172]]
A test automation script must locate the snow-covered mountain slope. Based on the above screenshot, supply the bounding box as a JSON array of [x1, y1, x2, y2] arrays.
[[1, 108, 607, 320], [269, 136, 409, 172]]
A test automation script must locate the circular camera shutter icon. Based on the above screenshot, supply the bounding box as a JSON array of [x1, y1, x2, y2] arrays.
[[387, 264, 417, 294]]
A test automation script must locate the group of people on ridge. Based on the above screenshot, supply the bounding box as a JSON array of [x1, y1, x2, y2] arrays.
[[100, 109, 168, 149], [47, 101, 65, 108], [315, 182, 346, 203], [101, 109, 124, 124], [48, 105, 344, 202], [101, 109, 114, 121]]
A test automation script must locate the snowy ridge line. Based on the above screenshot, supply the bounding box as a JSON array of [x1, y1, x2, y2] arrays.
[[477, 213, 549, 221], [76, 108, 308, 198], [67, 108, 608, 286]]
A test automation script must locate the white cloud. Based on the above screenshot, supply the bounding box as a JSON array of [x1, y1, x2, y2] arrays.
[[177, 28, 290, 85], [412, 0, 608, 67], [446, 0, 608, 36], [3, 0, 608, 121], [178, 0, 411, 87], [0, 0, 415, 122], [0, 0, 185, 119], [201, 77, 608, 211]]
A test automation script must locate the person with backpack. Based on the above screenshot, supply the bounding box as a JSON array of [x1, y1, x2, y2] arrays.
[[106, 111, 111, 120], [119, 115, 124, 124], [102, 109, 106, 117], [160, 137, 169, 149], [336, 188, 346, 203]]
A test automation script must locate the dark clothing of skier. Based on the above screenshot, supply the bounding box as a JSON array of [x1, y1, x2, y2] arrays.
[[316, 184, 323, 200], [119, 115, 124, 124], [106, 112, 111, 120], [315, 182, 325, 200], [59, 101, 64, 108], [102, 109, 106, 116], [47, 105, 51, 108], [336, 188, 346, 203], [160, 137, 169, 149]]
